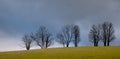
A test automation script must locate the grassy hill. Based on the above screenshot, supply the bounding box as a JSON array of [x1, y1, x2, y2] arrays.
[[0, 46, 120, 59]]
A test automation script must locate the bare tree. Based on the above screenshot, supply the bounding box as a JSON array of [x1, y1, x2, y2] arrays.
[[34, 26, 53, 49], [89, 24, 101, 46], [56, 32, 65, 47], [45, 33, 53, 48], [56, 24, 73, 47], [101, 22, 115, 46], [72, 25, 80, 47], [22, 34, 33, 50]]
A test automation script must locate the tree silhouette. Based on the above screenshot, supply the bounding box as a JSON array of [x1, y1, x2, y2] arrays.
[[45, 33, 53, 48], [89, 24, 101, 46], [101, 22, 115, 46], [34, 26, 53, 49], [56, 32, 66, 47], [22, 34, 33, 50], [56, 24, 73, 47], [72, 25, 80, 47]]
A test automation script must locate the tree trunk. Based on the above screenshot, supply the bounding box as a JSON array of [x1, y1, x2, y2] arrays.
[[75, 41, 78, 47], [104, 41, 106, 46], [75, 43, 78, 47], [26, 46, 30, 50], [66, 43, 69, 47], [107, 41, 109, 46], [107, 38, 110, 46], [94, 42, 98, 47]]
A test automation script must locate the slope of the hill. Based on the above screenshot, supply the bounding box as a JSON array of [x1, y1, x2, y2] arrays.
[[0, 46, 120, 59]]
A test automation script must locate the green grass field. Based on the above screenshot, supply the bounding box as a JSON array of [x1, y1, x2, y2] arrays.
[[0, 46, 120, 59]]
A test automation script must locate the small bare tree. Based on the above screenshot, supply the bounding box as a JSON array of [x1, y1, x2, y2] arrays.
[[89, 24, 101, 46], [22, 34, 33, 50], [72, 25, 80, 47], [34, 26, 53, 49], [56, 32, 65, 47], [56, 24, 73, 47], [45, 33, 53, 48], [101, 22, 115, 46]]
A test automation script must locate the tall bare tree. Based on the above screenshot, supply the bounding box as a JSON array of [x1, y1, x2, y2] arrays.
[[101, 22, 115, 46], [56, 24, 73, 47], [34, 26, 53, 49], [22, 34, 33, 50], [89, 24, 101, 46], [72, 25, 80, 47]]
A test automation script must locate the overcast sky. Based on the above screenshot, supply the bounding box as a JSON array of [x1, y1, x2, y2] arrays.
[[0, 0, 120, 52]]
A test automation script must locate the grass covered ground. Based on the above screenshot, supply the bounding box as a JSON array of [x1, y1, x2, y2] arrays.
[[0, 46, 120, 59]]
